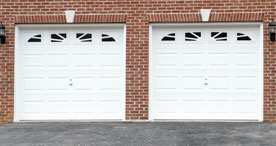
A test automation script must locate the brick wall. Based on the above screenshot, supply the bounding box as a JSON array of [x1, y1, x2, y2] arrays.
[[0, 0, 276, 122]]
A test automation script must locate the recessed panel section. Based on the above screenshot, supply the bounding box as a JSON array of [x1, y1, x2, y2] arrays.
[[22, 101, 44, 114], [48, 77, 69, 91], [208, 53, 230, 66], [23, 54, 44, 67], [99, 53, 120, 67], [208, 101, 231, 113], [234, 77, 256, 91], [181, 100, 204, 113], [47, 100, 70, 114], [208, 76, 230, 90], [182, 53, 204, 66], [73, 100, 96, 114], [235, 101, 257, 113], [182, 76, 204, 90], [156, 76, 178, 91], [99, 100, 120, 113], [155, 100, 177, 113], [235, 53, 257, 67], [22, 77, 43, 91], [98, 76, 120, 91], [73, 54, 94, 67], [155, 53, 177, 67], [73, 77, 95, 91], [48, 54, 69, 67]]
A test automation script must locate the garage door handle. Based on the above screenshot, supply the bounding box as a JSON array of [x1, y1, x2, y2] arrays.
[[204, 83, 208, 85], [69, 83, 73, 86]]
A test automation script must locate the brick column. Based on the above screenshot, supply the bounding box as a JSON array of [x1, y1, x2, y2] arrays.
[[125, 13, 149, 120]]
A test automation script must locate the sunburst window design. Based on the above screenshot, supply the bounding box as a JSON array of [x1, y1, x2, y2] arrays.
[[161, 33, 175, 41], [102, 34, 116, 42], [211, 32, 227, 41], [28, 34, 41, 42], [51, 33, 67, 42], [76, 33, 92, 42], [237, 33, 252, 41], [185, 32, 201, 41]]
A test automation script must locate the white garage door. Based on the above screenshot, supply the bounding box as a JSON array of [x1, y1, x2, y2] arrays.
[[151, 24, 262, 121], [15, 25, 125, 121]]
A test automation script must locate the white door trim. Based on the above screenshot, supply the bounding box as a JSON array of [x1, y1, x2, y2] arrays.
[[149, 22, 264, 121], [14, 24, 126, 122]]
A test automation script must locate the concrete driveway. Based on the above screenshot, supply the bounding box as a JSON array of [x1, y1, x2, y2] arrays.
[[0, 122, 275, 146]]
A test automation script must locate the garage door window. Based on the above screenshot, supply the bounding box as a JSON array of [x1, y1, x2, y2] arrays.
[[76, 33, 92, 42], [102, 34, 116, 42], [27, 34, 42, 42], [161, 33, 175, 41], [185, 32, 201, 41], [237, 33, 252, 41], [51, 33, 67, 42], [211, 32, 227, 41]]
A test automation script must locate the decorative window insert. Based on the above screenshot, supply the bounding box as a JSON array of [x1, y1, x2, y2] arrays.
[[76, 33, 92, 42], [211, 32, 227, 41], [185, 32, 201, 41], [28, 34, 42, 42], [161, 33, 175, 41], [51, 33, 67, 42], [237, 33, 252, 41], [102, 34, 116, 42]]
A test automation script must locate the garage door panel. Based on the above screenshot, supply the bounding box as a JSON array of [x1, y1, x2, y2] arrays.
[[22, 77, 44, 91], [73, 77, 95, 91], [22, 54, 44, 68], [18, 26, 125, 120], [234, 76, 257, 91], [208, 76, 231, 91], [152, 25, 261, 120], [234, 53, 257, 67], [182, 53, 204, 67], [208, 53, 230, 67], [182, 76, 205, 90], [156, 76, 178, 91], [155, 52, 178, 67], [72, 53, 95, 67], [48, 54, 70, 68]]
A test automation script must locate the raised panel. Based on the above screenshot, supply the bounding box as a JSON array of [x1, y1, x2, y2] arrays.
[[73, 100, 96, 114], [208, 76, 230, 90], [99, 100, 120, 113], [182, 53, 204, 66], [155, 53, 177, 67], [155, 100, 178, 113], [48, 54, 69, 67], [22, 77, 44, 91], [234, 76, 257, 91], [73, 54, 95, 67], [98, 76, 120, 91], [235, 53, 257, 67], [99, 53, 120, 67], [48, 77, 69, 91], [208, 53, 230, 66], [22, 54, 44, 67], [156, 76, 178, 91], [73, 77, 95, 91], [182, 76, 204, 90]]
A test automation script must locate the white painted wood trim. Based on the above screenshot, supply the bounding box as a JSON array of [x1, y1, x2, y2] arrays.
[[122, 24, 127, 121], [259, 23, 264, 122], [14, 25, 20, 122], [149, 24, 154, 121]]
